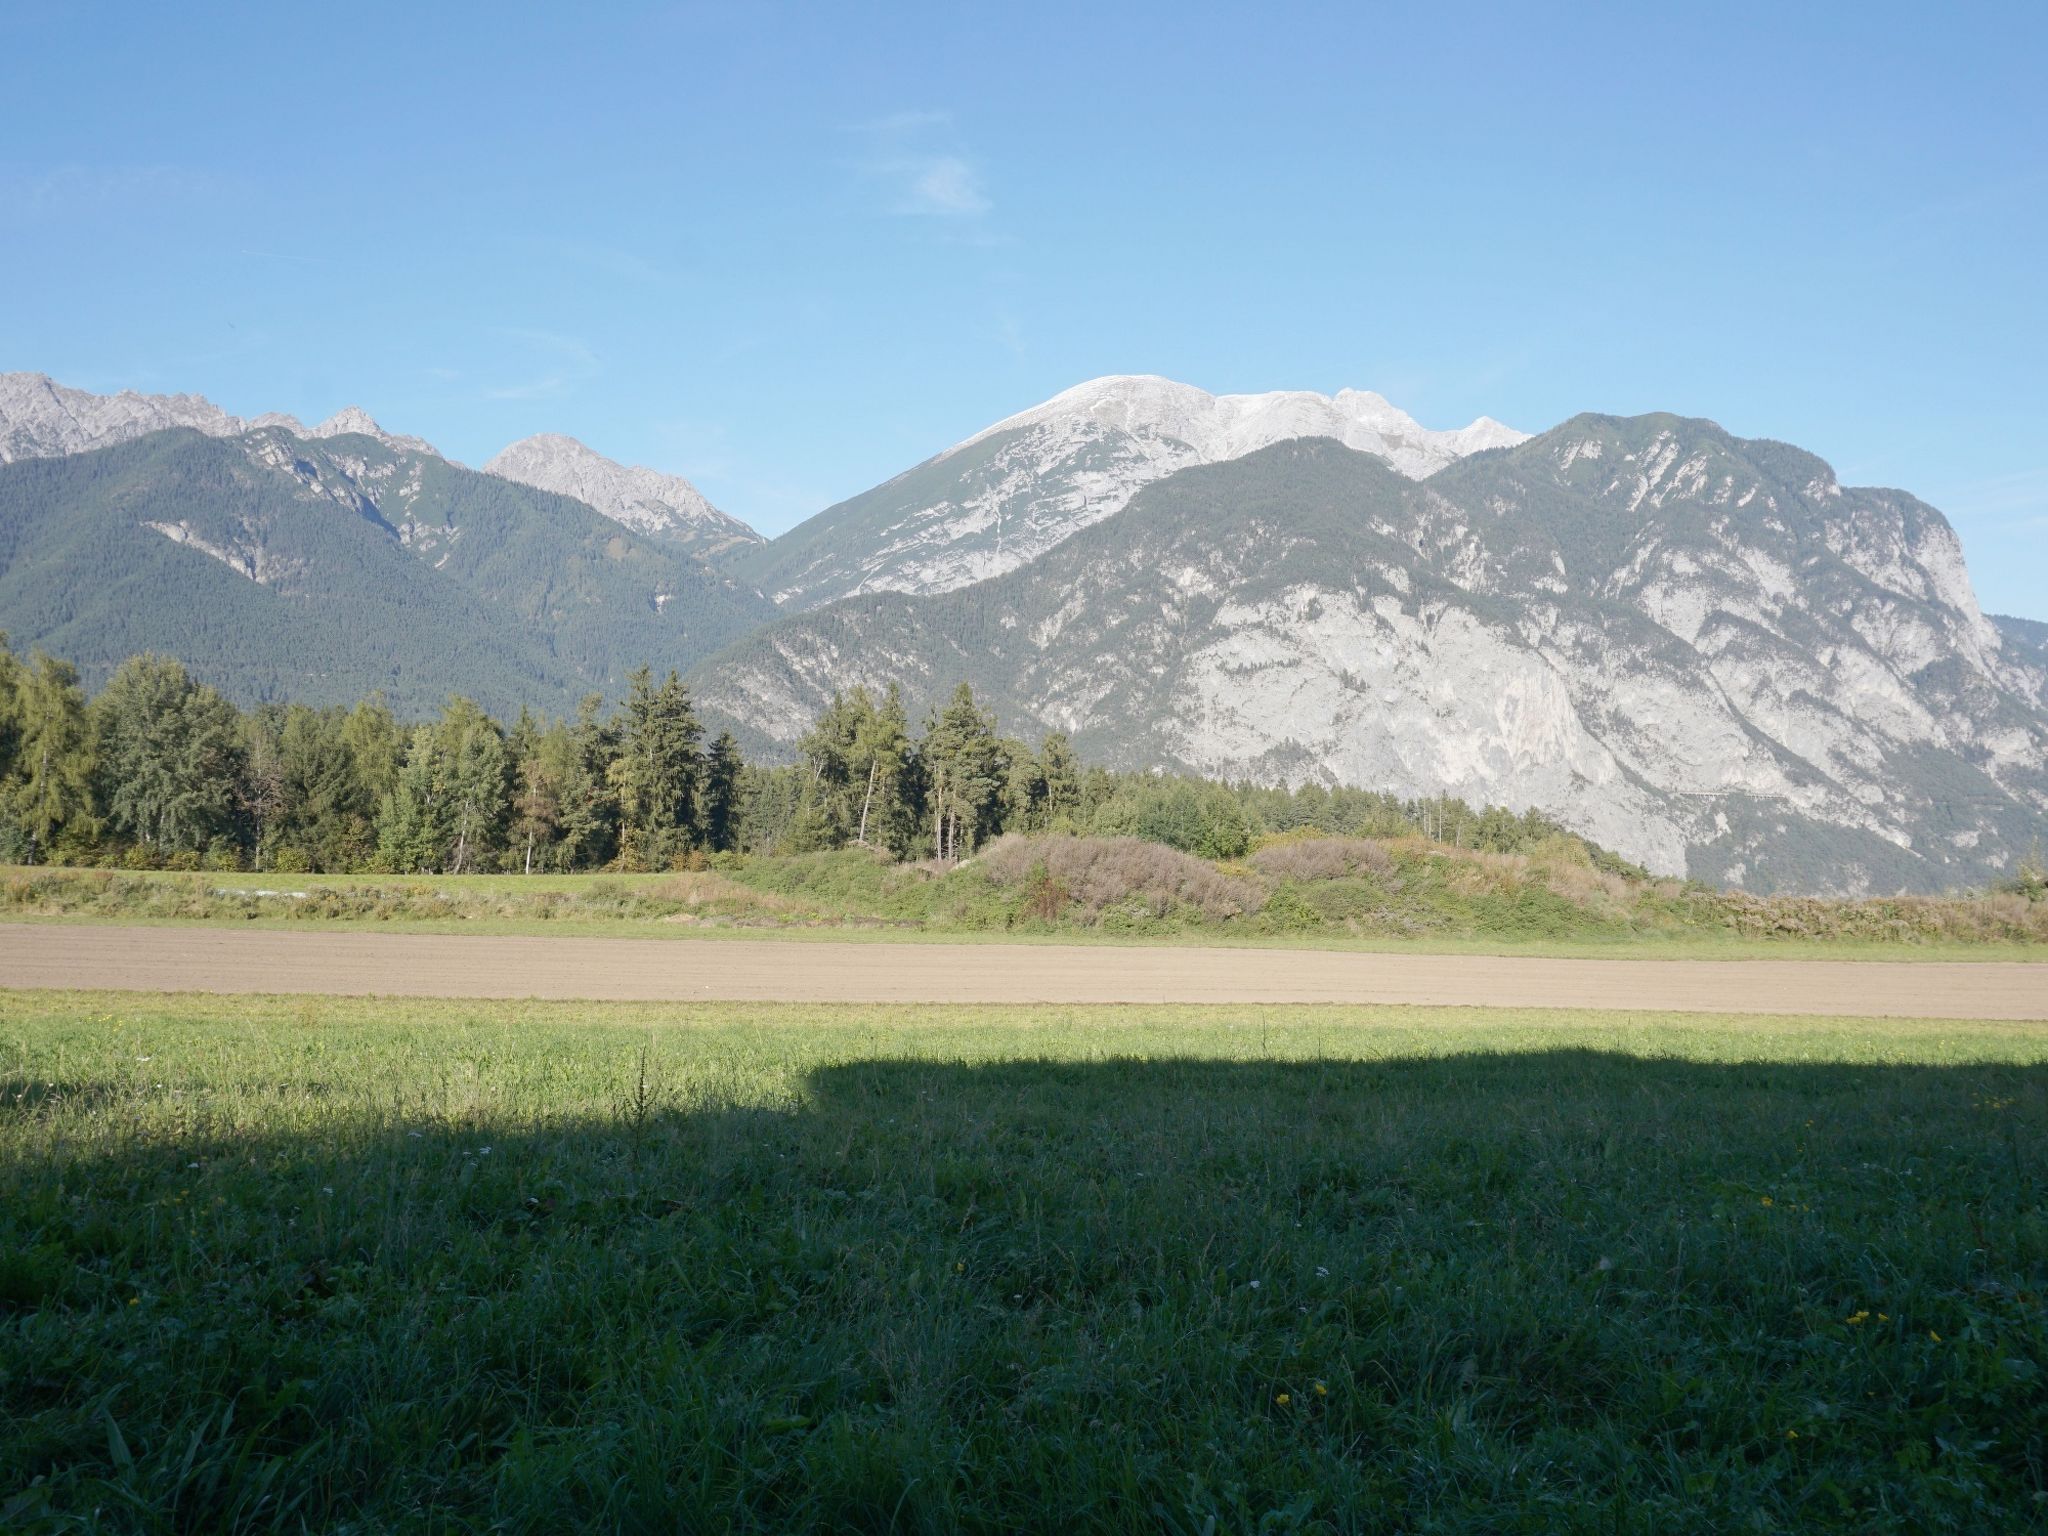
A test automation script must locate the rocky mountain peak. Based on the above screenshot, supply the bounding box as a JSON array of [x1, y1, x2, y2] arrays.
[[0, 372, 440, 462], [482, 433, 762, 558], [302, 405, 439, 457], [732, 374, 1532, 609]]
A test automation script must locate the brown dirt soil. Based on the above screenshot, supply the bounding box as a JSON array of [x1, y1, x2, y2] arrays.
[[4, 924, 2045, 1018]]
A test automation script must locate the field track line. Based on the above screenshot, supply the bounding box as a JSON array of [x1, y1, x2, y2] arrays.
[[4, 924, 2046, 1018]]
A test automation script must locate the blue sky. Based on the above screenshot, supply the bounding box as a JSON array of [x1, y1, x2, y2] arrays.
[[4, 1, 2044, 617]]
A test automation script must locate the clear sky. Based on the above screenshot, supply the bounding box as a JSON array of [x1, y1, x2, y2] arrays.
[[4, 1, 2043, 618]]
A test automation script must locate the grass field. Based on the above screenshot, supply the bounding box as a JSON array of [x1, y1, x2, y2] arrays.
[[4, 993, 2045, 1531]]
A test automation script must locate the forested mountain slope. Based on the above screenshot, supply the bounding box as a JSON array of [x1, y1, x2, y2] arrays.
[[0, 427, 774, 716], [691, 422, 2048, 893]]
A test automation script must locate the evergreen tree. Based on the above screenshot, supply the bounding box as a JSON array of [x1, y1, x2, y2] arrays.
[[274, 705, 377, 871], [376, 725, 447, 874], [611, 667, 702, 868], [6, 651, 94, 863], [557, 694, 621, 869], [917, 683, 1007, 861], [698, 731, 743, 853], [735, 762, 806, 856], [1037, 732, 1082, 829], [852, 685, 911, 851], [341, 694, 402, 810], [0, 638, 22, 789]]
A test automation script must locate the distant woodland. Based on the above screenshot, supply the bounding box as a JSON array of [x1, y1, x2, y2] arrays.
[[0, 639, 1632, 877]]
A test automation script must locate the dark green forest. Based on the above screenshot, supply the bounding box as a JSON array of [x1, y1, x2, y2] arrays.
[[0, 637, 1636, 877]]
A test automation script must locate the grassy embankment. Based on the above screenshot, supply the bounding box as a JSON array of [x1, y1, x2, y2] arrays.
[[3, 993, 2044, 1530], [5, 833, 2047, 960]]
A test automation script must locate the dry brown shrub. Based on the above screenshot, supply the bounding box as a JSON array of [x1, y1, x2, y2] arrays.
[[1249, 837, 1394, 882], [1537, 858, 1638, 911], [1710, 889, 2048, 945], [979, 835, 1261, 922], [1439, 849, 1532, 898]]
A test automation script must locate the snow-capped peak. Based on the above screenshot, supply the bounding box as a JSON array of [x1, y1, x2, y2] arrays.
[[483, 433, 762, 555], [955, 374, 1529, 480], [749, 373, 1532, 608]]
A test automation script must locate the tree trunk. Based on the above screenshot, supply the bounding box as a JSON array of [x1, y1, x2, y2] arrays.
[[524, 832, 534, 876], [32, 743, 49, 866], [856, 758, 878, 846]]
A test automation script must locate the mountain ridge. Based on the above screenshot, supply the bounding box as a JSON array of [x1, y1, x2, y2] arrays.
[[0, 370, 436, 462], [4, 367, 2043, 893], [691, 421, 2048, 893], [724, 374, 1530, 608], [0, 424, 774, 716]]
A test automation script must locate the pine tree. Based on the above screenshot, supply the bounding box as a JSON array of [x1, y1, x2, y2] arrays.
[[376, 725, 447, 874], [1037, 732, 1082, 829], [558, 694, 621, 869], [698, 731, 743, 853], [612, 668, 702, 868], [918, 683, 1006, 861]]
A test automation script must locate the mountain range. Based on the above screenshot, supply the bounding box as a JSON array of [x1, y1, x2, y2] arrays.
[[1, 368, 2042, 892]]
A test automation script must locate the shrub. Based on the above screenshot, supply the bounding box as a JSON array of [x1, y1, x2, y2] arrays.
[[1250, 837, 1394, 882], [979, 835, 1261, 924]]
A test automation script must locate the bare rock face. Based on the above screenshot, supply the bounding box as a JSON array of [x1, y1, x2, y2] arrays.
[[730, 375, 1528, 608], [483, 434, 762, 558], [694, 415, 2048, 895], [0, 372, 439, 462]]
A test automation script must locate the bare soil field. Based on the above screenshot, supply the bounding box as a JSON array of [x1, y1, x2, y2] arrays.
[[4, 923, 2045, 1017]]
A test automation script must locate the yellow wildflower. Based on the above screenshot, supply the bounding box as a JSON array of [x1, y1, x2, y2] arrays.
[[1846, 1310, 1869, 1325], [1929, 1329, 1942, 1342], [1313, 1382, 1328, 1397], [1275, 1393, 1291, 1407]]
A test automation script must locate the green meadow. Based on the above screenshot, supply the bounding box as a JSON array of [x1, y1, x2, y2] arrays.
[[4, 994, 2044, 1531]]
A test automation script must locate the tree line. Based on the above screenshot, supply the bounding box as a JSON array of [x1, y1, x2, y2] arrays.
[[0, 638, 1625, 875]]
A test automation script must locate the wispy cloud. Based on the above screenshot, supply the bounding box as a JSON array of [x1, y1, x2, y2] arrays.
[[484, 328, 599, 400], [844, 110, 993, 219], [898, 156, 990, 216]]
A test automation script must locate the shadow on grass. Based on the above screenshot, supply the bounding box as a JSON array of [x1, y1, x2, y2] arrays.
[[4, 1050, 2045, 1533]]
